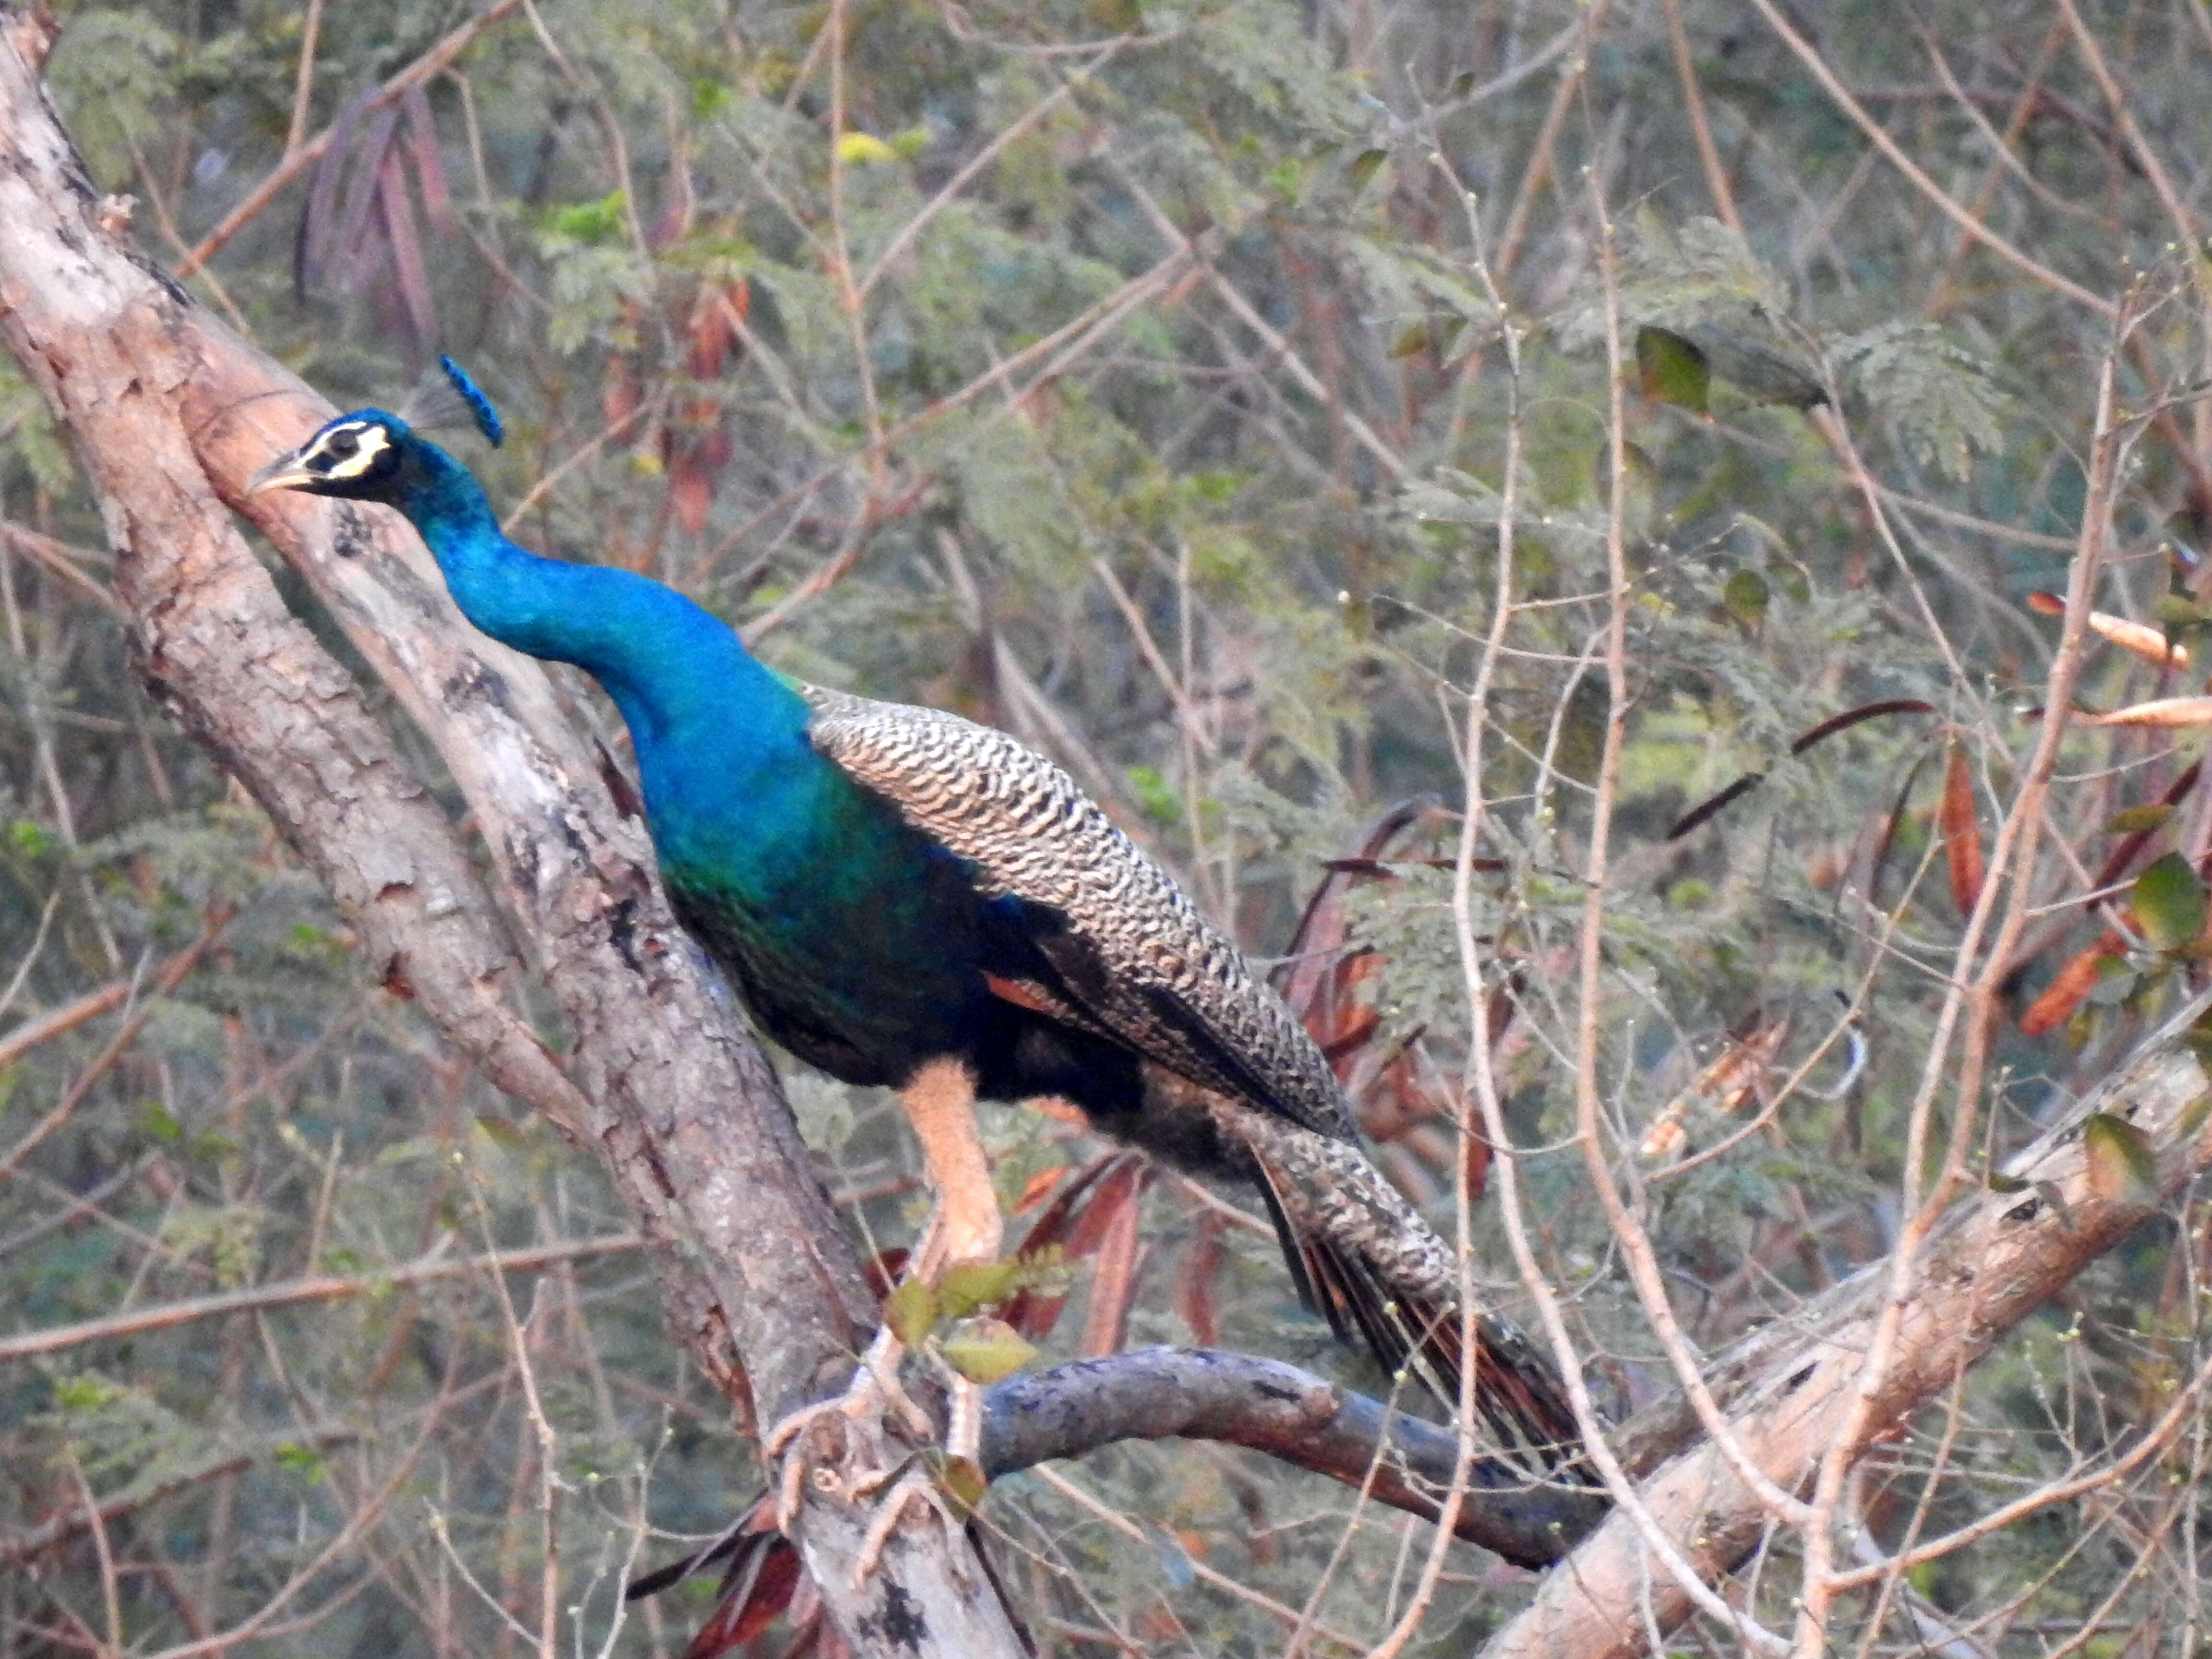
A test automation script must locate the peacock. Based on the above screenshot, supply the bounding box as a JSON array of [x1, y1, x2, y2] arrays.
[[250, 358, 1582, 1477]]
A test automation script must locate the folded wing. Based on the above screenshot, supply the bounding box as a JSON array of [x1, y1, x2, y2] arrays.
[[801, 686, 1355, 1143]]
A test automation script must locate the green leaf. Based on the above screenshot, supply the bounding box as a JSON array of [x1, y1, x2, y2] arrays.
[[273, 1440, 327, 1483], [2082, 1112, 2160, 1205], [1722, 569, 1768, 628], [2153, 594, 2209, 629], [1387, 320, 1429, 358], [882, 1277, 938, 1345], [1832, 319, 2005, 478], [835, 131, 899, 166], [937, 1260, 1019, 1317], [936, 1454, 988, 1516], [1766, 558, 1813, 606], [1636, 326, 1710, 412], [1346, 148, 1388, 189], [938, 1318, 1038, 1384], [1125, 764, 1180, 826], [2087, 963, 2139, 1007], [538, 189, 627, 245], [2132, 852, 2206, 950], [2107, 804, 2176, 835]]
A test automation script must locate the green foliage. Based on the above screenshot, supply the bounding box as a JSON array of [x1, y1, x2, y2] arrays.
[[8, 0, 2212, 1651], [1833, 318, 2009, 481], [2132, 851, 2207, 951]]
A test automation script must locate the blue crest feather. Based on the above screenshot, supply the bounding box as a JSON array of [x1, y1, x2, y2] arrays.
[[401, 356, 504, 447]]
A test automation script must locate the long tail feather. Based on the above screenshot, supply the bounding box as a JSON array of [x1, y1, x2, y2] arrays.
[[1242, 1131, 1592, 1484]]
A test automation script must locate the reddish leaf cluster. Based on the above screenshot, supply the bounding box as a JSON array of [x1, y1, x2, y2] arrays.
[[296, 85, 454, 373], [1273, 798, 1496, 1201]]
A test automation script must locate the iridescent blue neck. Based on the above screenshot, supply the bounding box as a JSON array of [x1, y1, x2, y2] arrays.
[[388, 435, 810, 782]]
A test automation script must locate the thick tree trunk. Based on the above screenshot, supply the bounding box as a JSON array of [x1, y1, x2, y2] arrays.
[[0, 12, 1025, 1654]]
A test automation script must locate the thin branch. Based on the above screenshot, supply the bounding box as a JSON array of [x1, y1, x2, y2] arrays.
[[977, 1347, 1603, 1569], [1742, 0, 2115, 316], [283, 0, 323, 158], [0, 1235, 642, 1364]]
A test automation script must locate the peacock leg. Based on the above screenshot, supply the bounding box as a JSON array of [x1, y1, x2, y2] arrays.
[[897, 1057, 1003, 1273], [762, 1059, 1000, 1545]]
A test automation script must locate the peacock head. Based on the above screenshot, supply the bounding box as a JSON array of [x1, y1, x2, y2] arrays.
[[251, 355, 503, 504]]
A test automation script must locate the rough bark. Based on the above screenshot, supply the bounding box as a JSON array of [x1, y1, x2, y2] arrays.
[[1479, 986, 2212, 1659], [0, 13, 1018, 1653]]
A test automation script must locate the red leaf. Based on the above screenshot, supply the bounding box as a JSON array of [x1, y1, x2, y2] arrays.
[[1940, 744, 1985, 917], [1011, 1163, 1067, 1214], [1001, 1154, 1147, 1338], [2020, 931, 2124, 1036], [1175, 1210, 1224, 1344], [1077, 1183, 1144, 1357], [1274, 797, 1436, 1014], [601, 360, 640, 431], [686, 283, 736, 380], [670, 452, 714, 536], [2092, 761, 2201, 893], [859, 1247, 909, 1302], [682, 1536, 803, 1659]]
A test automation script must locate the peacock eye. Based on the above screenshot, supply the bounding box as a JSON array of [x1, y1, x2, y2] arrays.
[[326, 429, 360, 458]]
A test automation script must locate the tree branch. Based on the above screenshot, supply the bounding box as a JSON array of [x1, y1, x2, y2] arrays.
[[980, 1347, 1607, 1569], [1479, 985, 2212, 1659]]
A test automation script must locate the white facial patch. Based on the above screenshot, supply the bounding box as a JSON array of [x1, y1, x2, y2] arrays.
[[314, 421, 390, 481]]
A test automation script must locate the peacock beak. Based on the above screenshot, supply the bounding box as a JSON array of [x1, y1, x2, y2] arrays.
[[247, 449, 320, 493]]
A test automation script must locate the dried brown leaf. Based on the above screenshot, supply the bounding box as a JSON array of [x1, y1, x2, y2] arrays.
[[1940, 744, 1985, 916], [2023, 591, 2189, 666], [2080, 697, 2212, 728], [401, 84, 454, 230], [1638, 1016, 1788, 1160], [1175, 1209, 1224, 1345]]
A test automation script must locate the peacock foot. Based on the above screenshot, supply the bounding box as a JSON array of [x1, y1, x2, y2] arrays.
[[763, 1323, 935, 1537], [849, 1459, 971, 1587]]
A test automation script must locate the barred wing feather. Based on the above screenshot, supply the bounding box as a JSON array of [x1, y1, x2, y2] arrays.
[[801, 687, 1354, 1143]]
